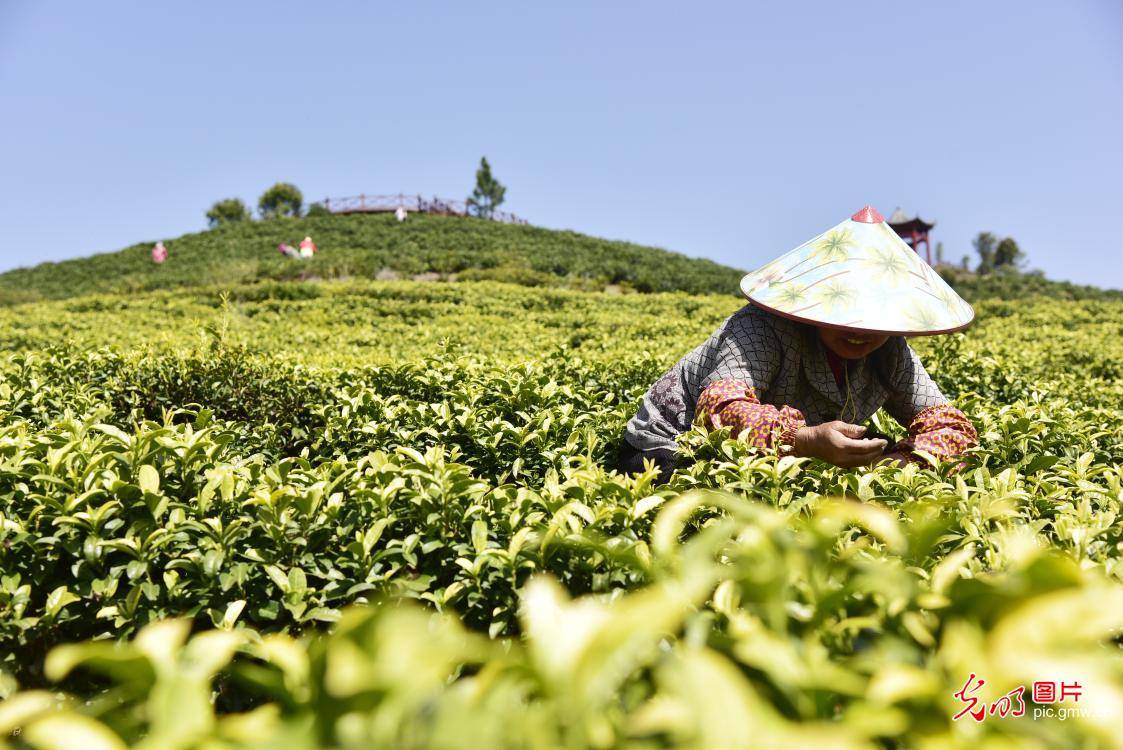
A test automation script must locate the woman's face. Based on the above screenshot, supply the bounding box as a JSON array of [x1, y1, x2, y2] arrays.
[[817, 327, 890, 360]]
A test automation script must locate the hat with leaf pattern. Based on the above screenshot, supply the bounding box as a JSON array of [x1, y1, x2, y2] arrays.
[[740, 206, 974, 335]]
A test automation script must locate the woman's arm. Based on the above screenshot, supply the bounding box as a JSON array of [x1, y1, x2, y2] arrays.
[[880, 340, 977, 461], [693, 310, 799, 449], [695, 378, 805, 450], [891, 403, 978, 461], [696, 380, 889, 466]]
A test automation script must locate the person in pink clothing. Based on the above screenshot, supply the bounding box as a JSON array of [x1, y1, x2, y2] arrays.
[[299, 236, 317, 258], [151, 241, 168, 264]]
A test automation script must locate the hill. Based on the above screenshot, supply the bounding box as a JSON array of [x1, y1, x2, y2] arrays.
[[5, 212, 1119, 307], [0, 213, 744, 304]]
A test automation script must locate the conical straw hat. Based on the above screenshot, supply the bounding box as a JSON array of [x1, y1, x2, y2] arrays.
[[740, 206, 974, 335]]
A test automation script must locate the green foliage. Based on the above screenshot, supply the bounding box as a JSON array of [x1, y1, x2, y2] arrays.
[[1, 203, 1108, 310], [2, 262, 1123, 746], [0, 214, 744, 304], [938, 265, 1122, 302], [205, 198, 251, 228], [457, 264, 557, 287], [258, 182, 304, 220], [974, 231, 1026, 275], [305, 202, 331, 218], [995, 236, 1024, 269], [466, 156, 506, 219], [5, 495, 1123, 748], [973, 231, 998, 274]]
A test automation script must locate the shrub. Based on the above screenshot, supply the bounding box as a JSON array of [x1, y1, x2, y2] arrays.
[[459, 265, 556, 287], [205, 198, 251, 228], [258, 182, 304, 219]]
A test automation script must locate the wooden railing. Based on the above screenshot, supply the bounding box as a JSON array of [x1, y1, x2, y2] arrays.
[[321, 194, 527, 225]]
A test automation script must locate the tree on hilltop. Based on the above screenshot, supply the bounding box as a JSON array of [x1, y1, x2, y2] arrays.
[[974, 231, 1025, 274], [258, 183, 304, 219], [994, 237, 1024, 270], [206, 198, 251, 228], [467, 157, 506, 219], [973, 231, 998, 274]]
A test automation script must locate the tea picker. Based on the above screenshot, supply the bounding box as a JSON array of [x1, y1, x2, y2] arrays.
[[299, 236, 317, 258], [621, 205, 978, 482]]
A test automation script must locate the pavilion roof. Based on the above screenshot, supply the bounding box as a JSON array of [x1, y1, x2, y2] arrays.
[[887, 207, 935, 229]]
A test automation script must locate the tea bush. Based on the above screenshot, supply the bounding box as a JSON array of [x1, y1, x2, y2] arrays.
[[2, 279, 1123, 748], [7, 493, 1123, 749]]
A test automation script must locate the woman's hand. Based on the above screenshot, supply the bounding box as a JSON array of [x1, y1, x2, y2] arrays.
[[794, 421, 888, 468]]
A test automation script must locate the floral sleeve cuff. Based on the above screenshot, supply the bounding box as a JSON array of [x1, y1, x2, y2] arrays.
[[778, 417, 804, 455], [894, 404, 977, 460], [697, 379, 806, 451]]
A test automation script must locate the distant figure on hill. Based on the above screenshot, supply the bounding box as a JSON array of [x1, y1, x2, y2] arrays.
[[278, 243, 299, 258], [299, 236, 317, 258], [620, 206, 978, 483], [151, 241, 168, 264], [395, 205, 408, 222]]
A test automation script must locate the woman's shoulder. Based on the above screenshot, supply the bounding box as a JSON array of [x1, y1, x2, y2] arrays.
[[727, 303, 799, 335], [718, 304, 804, 362], [735, 303, 812, 342]]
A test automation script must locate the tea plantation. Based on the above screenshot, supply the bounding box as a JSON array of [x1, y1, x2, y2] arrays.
[[2, 235, 1123, 747]]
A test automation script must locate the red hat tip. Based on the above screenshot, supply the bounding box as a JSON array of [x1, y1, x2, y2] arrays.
[[851, 205, 884, 224]]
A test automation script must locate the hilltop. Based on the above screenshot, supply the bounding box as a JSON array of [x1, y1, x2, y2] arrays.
[[0, 213, 743, 304]]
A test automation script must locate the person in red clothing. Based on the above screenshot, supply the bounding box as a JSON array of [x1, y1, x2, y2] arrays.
[[298, 236, 317, 258], [621, 206, 978, 479]]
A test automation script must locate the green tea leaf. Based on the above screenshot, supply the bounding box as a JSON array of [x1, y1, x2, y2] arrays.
[[138, 465, 160, 495]]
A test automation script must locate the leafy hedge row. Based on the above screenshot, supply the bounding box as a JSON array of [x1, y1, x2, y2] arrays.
[[2, 280, 1123, 400]]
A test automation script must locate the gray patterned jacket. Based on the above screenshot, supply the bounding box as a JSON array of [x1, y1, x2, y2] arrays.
[[624, 304, 948, 452]]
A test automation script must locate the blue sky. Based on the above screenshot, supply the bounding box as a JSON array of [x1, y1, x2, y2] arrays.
[[2, 1, 1121, 287]]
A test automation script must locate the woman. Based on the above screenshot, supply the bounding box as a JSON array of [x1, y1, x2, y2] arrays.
[[299, 236, 317, 258], [621, 206, 977, 481]]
